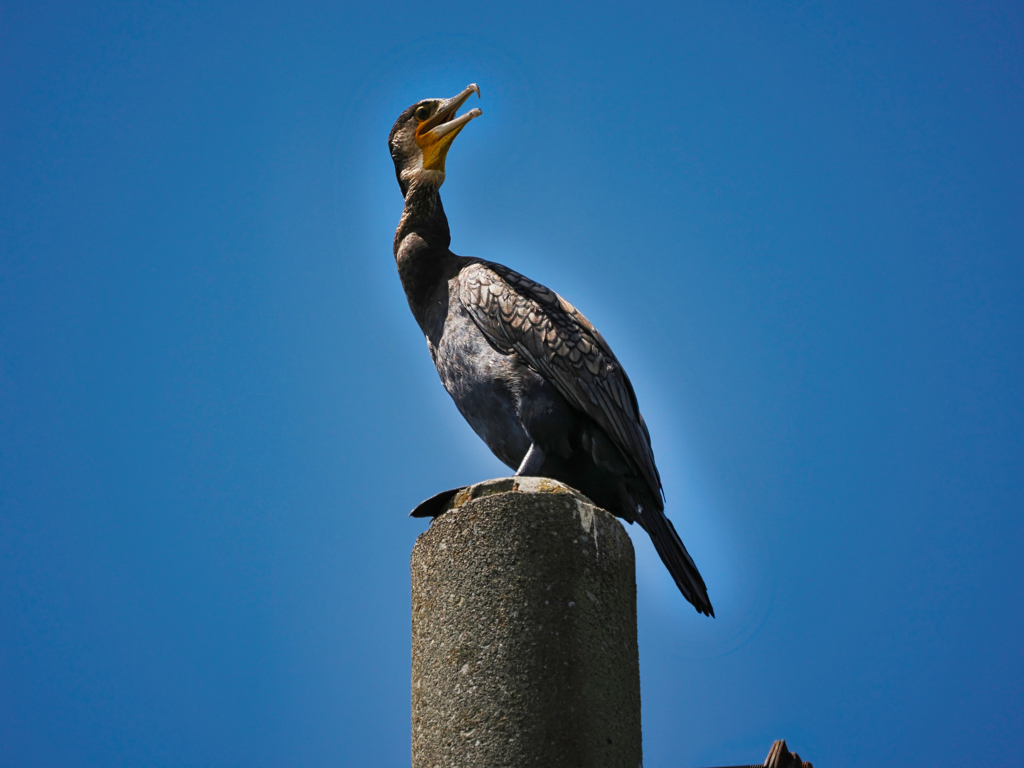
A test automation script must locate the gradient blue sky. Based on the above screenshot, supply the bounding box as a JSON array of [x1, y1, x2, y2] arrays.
[[2, 2, 1022, 766]]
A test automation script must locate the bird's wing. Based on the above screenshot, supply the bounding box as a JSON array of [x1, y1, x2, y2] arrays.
[[459, 261, 662, 501]]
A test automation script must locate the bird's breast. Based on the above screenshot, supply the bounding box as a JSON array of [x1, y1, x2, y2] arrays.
[[428, 287, 531, 470]]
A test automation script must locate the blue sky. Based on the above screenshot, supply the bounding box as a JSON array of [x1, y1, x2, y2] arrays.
[[2, 1, 1022, 766]]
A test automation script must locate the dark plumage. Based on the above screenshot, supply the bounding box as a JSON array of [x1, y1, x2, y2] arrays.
[[388, 84, 714, 617]]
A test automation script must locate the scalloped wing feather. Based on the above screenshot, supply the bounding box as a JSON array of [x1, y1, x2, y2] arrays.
[[458, 261, 663, 504]]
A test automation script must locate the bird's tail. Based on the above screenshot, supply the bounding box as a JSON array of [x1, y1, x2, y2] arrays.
[[637, 505, 714, 617]]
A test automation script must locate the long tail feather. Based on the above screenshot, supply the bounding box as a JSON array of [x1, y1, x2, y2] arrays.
[[637, 506, 714, 617]]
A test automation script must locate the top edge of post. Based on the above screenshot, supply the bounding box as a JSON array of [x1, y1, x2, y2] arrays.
[[445, 476, 596, 514]]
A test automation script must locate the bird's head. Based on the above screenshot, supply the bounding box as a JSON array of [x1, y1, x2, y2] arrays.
[[388, 84, 482, 196]]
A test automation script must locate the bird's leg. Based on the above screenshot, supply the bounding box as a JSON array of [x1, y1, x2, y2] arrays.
[[515, 443, 546, 476]]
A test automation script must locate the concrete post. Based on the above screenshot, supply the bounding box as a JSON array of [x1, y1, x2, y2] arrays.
[[411, 477, 642, 768]]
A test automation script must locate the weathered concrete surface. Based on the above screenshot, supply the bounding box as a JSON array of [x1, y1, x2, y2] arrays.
[[411, 477, 641, 768]]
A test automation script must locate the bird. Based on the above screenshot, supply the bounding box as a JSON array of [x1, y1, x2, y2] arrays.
[[388, 84, 714, 617]]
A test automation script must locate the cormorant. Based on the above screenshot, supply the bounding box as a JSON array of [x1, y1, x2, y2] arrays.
[[388, 84, 714, 617]]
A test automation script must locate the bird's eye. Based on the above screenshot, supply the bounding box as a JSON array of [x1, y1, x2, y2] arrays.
[[415, 106, 431, 121]]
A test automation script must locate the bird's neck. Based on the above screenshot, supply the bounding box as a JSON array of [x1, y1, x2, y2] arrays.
[[394, 176, 451, 254], [394, 177, 456, 331]]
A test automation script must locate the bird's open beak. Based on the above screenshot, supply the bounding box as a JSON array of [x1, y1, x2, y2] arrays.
[[416, 84, 482, 172]]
